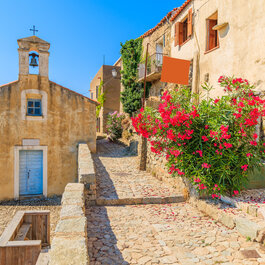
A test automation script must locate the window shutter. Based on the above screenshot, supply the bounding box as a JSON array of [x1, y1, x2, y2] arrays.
[[179, 22, 184, 45], [209, 20, 217, 50], [187, 8, 193, 37], [175, 22, 180, 46]]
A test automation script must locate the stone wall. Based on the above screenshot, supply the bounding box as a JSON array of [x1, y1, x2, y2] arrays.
[[78, 143, 96, 205], [50, 183, 89, 265], [145, 140, 192, 198], [134, 134, 193, 198]]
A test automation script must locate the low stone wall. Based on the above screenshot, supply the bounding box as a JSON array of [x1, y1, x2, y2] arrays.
[[50, 183, 89, 265], [78, 143, 96, 204], [136, 136, 193, 198]]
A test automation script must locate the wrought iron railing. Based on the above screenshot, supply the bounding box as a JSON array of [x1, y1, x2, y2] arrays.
[[138, 53, 166, 80]]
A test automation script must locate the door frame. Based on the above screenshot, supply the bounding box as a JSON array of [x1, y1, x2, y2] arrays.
[[14, 145, 48, 199]]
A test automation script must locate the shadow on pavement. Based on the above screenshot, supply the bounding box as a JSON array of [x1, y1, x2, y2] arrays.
[[86, 206, 129, 265]]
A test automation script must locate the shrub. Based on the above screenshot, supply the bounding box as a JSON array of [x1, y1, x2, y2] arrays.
[[106, 111, 125, 140], [121, 117, 131, 130], [132, 76, 265, 198]]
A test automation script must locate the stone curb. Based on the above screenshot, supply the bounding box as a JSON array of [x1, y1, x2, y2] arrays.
[[189, 197, 265, 244], [221, 195, 265, 220], [96, 195, 185, 206]]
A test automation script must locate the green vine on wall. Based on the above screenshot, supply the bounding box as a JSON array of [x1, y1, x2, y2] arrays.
[[120, 38, 150, 116], [96, 80, 105, 118]]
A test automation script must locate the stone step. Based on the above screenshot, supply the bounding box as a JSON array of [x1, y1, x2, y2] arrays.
[[96, 195, 185, 206]]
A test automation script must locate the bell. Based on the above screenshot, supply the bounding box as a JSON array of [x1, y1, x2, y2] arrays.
[[29, 54, 38, 68]]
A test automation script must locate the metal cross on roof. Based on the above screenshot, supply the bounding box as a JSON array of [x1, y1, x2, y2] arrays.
[[30, 25, 38, 36]]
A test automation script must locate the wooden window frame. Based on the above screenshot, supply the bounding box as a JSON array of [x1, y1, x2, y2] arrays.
[[205, 12, 219, 53], [174, 8, 193, 47]]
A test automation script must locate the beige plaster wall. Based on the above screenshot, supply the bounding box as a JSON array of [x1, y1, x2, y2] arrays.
[[0, 74, 97, 200], [171, 0, 265, 98]]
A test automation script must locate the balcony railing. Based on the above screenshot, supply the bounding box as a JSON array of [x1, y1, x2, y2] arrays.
[[138, 53, 166, 82]]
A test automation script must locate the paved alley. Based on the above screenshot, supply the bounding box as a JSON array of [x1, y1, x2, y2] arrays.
[[86, 139, 265, 265]]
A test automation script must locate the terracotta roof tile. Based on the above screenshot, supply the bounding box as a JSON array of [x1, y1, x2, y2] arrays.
[[170, 0, 192, 22], [140, 7, 178, 38]]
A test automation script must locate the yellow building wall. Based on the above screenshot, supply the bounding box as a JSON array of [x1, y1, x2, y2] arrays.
[[0, 74, 97, 200]]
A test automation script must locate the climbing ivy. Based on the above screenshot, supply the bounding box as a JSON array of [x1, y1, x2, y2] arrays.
[[96, 81, 105, 118], [120, 38, 150, 116]]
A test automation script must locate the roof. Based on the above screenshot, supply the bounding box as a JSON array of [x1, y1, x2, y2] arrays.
[[50, 81, 99, 105], [0, 80, 18, 88], [140, 7, 179, 38], [17, 36, 50, 45], [113, 57, 121, 66], [170, 0, 192, 22], [0, 80, 98, 105]]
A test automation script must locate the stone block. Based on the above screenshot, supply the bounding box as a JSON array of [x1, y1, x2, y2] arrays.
[[235, 217, 260, 239], [79, 173, 96, 184], [50, 237, 89, 265], [219, 212, 235, 229], [62, 191, 84, 206], [258, 207, 265, 220], [65, 183, 84, 192], [249, 205, 259, 217], [60, 205, 84, 219], [205, 204, 220, 220], [55, 216, 87, 235]]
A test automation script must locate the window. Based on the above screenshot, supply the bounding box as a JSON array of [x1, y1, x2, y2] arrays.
[[206, 12, 219, 52], [91, 92, 93, 99], [96, 87, 98, 98], [27, 99, 42, 116], [175, 8, 193, 46]]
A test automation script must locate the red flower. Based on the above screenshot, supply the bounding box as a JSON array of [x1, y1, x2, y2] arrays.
[[250, 141, 257, 146], [246, 153, 253, 157], [202, 136, 209, 142], [223, 142, 233, 149], [253, 133, 258, 139], [196, 150, 203, 157], [241, 164, 248, 171], [202, 163, 211, 168], [198, 184, 207, 190], [194, 178, 201, 183], [233, 190, 239, 196], [214, 99, 220, 104]]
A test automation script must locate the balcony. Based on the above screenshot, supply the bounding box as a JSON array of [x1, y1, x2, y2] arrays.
[[138, 53, 166, 82]]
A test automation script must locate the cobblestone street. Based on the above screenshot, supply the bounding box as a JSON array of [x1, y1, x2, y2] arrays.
[[86, 140, 265, 265]]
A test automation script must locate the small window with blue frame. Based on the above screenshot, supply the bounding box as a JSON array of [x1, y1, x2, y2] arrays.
[[27, 99, 42, 116]]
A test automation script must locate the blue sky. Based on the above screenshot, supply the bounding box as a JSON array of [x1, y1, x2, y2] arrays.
[[0, 0, 183, 96]]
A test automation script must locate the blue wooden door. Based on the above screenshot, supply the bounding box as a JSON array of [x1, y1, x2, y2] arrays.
[[19, 150, 43, 196]]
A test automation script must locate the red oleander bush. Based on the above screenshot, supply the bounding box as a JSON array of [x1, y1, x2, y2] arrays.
[[132, 77, 265, 198]]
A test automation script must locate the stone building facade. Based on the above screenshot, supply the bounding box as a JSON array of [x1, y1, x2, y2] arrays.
[[136, 0, 265, 193], [171, 0, 265, 97], [90, 65, 121, 134], [139, 9, 177, 101], [0, 36, 98, 200]]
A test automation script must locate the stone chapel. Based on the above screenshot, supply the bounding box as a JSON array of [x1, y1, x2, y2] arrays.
[[0, 35, 98, 200]]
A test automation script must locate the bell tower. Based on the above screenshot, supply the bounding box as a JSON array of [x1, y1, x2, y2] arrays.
[[17, 35, 50, 78]]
